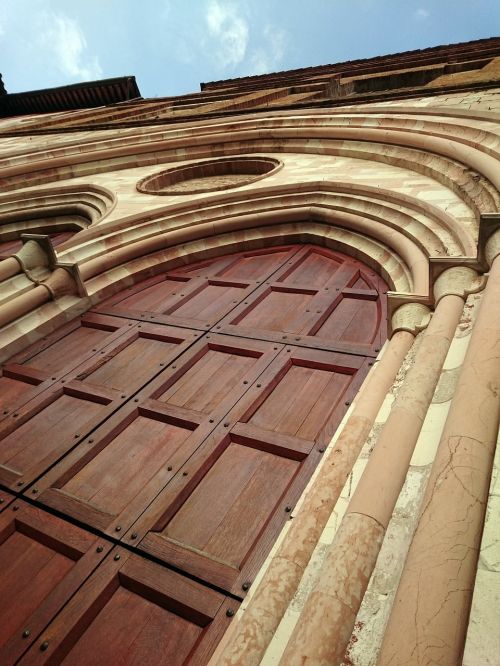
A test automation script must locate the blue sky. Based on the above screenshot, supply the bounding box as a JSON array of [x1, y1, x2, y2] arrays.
[[1, 0, 499, 98]]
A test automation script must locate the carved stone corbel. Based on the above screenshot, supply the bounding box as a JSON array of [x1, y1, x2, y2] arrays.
[[390, 301, 432, 336]]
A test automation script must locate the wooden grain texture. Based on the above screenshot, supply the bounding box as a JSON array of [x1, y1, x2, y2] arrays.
[[0, 502, 110, 664], [17, 548, 236, 666]]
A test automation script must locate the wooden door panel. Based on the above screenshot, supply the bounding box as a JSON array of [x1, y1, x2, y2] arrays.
[[127, 346, 367, 595], [94, 247, 303, 328], [98, 274, 192, 312], [0, 502, 111, 664], [216, 266, 386, 356], [34, 335, 281, 535], [35, 404, 208, 535], [0, 381, 127, 490], [18, 548, 237, 666], [212, 246, 300, 280], [171, 245, 301, 280], [129, 424, 316, 595], [0, 313, 135, 420], [69, 323, 201, 394]]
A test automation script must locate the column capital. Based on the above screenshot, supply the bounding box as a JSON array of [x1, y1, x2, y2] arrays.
[[391, 302, 431, 336], [433, 266, 485, 304]]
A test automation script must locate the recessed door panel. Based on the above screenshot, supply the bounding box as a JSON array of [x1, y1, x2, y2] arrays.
[[0, 382, 125, 489], [234, 287, 315, 332], [18, 549, 236, 666], [249, 364, 352, 440], [215, 248, 294, 280], [0, 314, 134, 419], [0, 502, 110, 664]]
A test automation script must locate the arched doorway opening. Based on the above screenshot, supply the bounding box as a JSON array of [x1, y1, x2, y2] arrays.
[[0, 243, 387, 662]]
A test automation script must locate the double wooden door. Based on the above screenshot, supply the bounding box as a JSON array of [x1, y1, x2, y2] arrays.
[[0, 243, 387, 664]]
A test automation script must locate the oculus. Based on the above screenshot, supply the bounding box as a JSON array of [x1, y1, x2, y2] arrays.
[[136, 156, 282, 195]]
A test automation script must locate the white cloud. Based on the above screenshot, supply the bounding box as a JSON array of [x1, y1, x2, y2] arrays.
[[414, 8, 430, 20], [41, 13, 102, 82], [249, 24, 287, 75], [205, 0, 249, 68]]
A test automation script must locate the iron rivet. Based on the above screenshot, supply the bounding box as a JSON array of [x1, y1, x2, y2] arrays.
[[282, 336, 287, 340], [242, 582, 251, 591], [92, 349, 96, 352], [295, 338, 300, 341], [209, 419, 214, 423], [32, 488, 38, 494], [375, 348, 380, 352], [368, 361, 374, 366], [61, 379, 66, 383], [13, 413, 18, 417], [17, 481, 24, 486], [22, 629, 30, 639], [13, 505, 19, 511], [243, 381, 248, 385], [345, 401, 351, 406], [121, 395, 126, 399], [51, 376, 56, 380], [167, 466, 173, 471], [115, 526, 122, 532], [3, 410, 8, 414], [40, 641, 49, 652], [216, 326, 221, 330], [114, 554, 121, 561], [74, 434, 80, 439], [138, 325, 142, 328], [206, 335, 210, 339], [96, 545, 104, 553], [172, 365, 176, 369], [273, 347, 278, 350], [318, 447, 325, 453], [286, 349, 291, 353], [182, 471, 188, 476], [226, 609, 235, 617], [0, 499, 4, 504], [223, 422, 229, 427], [244, 302, 248, 304], [88, 439, 94, 444], [159, 363, 164, 366], [256, 384, 261, 388], [317, 311, 321, 314], [134, 399, 139, 402], [306, 309, 310, 312], [285, 506, 292, 513], [131, 533, 138, 540]]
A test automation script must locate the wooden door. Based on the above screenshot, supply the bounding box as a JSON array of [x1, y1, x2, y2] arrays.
[[1, 243, 387, 660]]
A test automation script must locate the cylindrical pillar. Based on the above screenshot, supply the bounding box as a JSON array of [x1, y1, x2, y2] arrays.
[[279, 268, 479, 666], [0, 284, 51, 329], [0, 257, 21, 282], [378, 240, 500, 665]]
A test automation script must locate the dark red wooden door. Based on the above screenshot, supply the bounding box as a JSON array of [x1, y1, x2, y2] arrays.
[[0, 243, 387, 662]]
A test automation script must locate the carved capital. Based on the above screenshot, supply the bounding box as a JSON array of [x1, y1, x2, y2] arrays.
[[485, 228, 500, 267], [391, 302, 431, 336], [42, 267, 79, 300], [433, 266, 485, 304], [13, 239, 49, 273]]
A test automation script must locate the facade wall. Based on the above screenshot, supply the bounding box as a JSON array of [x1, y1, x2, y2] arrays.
[[0, 40, 500, 664]]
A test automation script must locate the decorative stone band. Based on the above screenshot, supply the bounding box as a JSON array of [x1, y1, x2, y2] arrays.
[[391, 302, 431, 336], [433, 265, 485, 305]]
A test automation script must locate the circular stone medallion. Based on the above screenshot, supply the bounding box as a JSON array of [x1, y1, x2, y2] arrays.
[[136, 156, 282, 195]]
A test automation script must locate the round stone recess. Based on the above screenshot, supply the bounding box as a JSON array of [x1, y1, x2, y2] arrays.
[[136, 156, 282, 195]]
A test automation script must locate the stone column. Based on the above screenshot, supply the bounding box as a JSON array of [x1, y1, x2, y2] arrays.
[[279, 268, 480, 666], [377, 236, 500, 666], [213, 321, 421, 666], [0, 267, 78, 329]]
